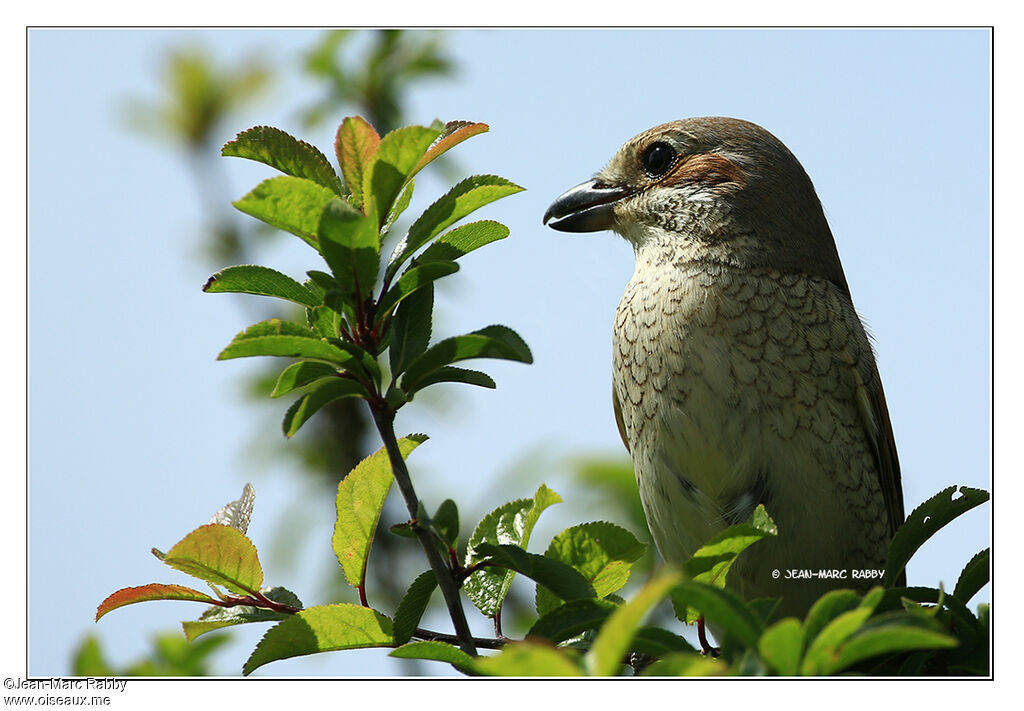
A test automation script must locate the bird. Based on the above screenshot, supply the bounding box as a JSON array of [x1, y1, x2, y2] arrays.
[[543, 117, 905, 621]]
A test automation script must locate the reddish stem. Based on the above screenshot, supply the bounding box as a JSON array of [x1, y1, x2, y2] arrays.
[[215, 592, 301, 615], [697, 616, 720, 657]]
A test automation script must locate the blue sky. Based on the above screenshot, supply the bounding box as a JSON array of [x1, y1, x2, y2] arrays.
[[26, 28, 991, 677]]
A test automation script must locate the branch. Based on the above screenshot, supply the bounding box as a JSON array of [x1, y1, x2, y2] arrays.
[[371, 407, 479, 657]]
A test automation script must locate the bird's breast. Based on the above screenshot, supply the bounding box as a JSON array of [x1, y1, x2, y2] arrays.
[[613, 259, 768, 556], [612, 255, 890, 610]]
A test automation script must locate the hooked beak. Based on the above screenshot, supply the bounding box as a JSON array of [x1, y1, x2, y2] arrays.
[[543, 179, 631, 233]]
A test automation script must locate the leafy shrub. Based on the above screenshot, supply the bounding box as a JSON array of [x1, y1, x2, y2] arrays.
[[98, 117, 989, 677]]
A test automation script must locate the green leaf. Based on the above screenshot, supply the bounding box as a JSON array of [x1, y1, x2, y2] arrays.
[[900, 593, 942, 623], [376, 260, 459, 322], [800, 587, 884, 675], [363, 124, 442, 223], [472, 543, 595, 604], [389, 640, 475, 672], [307, 305, 344, 339], [233, 176, 336, 249], [473, 642, 584, 677], [953, 548, 990, 604], [415, 220, 510, 266], [740, 649, 772, 677], [684, 504, 778, 586], [325, 288, 360, 329], [758, 617, 804, 676], [388, 521, 417, 540], [669, 580, 764, 650], [181, 587, 303, 641], [537, 521, 647, 616], [95, 584, 218, 621], [333, 435, 428, 588], [306, 270, 337, 291], [223, 125, 344, 194], [631, 626, 696, 657], [271, 362, 339, 398], [203, 265, 321, 307], [104, 631, 230, 676], [156, 524, 263, 596], [381, 179, 416, 236], [282, 378, 368, 437], [335, 116, 380, 210], [243, 604, 393, 675], [882, 585, 978, 633], [463, 484, 562, 618], [586, 570, 681, 676], [884, 485, 989, 587], [825, 614, 957, 675], [222, 317, 314, 339], [401, 324, 533, 393], [528, 598, 618, 644], [317, 197, 381, 304], [801, 589, 862, 655], [217, 320, 360, 370], [330, 338, 382, 384], [676, 504, 778, 623], [388, 283, 433, 377], [640, 653, 730, 677], [410, 367, 496, 394], [392, 570, 438, 646], [386, 175, 522, 280], [71, 637, 114, 676], [896, 650, 933, 676], [432, 499, 459, 547]]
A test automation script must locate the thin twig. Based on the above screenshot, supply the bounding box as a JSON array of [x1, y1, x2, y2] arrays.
[[215, 592, 301, 615], [413, 627, 505, 651]]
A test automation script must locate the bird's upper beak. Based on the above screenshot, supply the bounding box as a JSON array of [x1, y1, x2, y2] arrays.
[[543, 179, 632, 232]]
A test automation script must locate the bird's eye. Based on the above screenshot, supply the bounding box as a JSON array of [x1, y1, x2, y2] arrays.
[[641, 142, 676, 177]]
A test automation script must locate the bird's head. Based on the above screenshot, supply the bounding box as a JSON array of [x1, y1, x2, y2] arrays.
[[543, 117, 849, 291]]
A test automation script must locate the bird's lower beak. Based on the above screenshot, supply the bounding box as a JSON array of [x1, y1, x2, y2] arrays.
[[543, 179, 631, 232]]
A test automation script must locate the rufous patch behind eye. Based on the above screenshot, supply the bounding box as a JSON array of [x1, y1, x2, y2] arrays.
[[666, 153, 747, 191]]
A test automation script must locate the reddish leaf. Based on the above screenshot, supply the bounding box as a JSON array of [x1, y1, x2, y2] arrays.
[[409, 121, 488, 179], [335, 116, 381, 212], [96, 584, 216, 621]]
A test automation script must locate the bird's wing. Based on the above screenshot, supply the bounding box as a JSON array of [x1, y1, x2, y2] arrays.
[[859, 370, 906, 588], [828, 284, 906, 585], [841, 331, 906, 587], [613, 386, 631, 453], [831, 285, 906, 542], [864, 375, 905, 539]]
